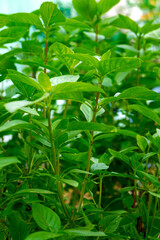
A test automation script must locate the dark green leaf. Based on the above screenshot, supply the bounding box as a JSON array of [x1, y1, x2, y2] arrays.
[[32, 203, 61, 232]]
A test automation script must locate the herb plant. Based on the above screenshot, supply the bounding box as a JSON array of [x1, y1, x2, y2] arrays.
[[0, 1, 160, 239]]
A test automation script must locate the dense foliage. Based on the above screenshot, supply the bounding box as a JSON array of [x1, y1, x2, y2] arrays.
[[0, 0, 160, 239]]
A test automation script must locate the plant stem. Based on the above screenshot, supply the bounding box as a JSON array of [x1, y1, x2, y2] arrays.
[[77, 90, 101, 212], [47, 106, 57, 173], [47, 104, 71, 220], [44, 31, 48, 74], [63, 100, 69, 118], [136, 34, 141, 86], [149, 197, 158, 236], [98, 174, 103, 208]]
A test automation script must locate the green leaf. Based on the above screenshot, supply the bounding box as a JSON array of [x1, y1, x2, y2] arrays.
[[51, 42, 79, 73], [50, 75, 79, 86], [0, 157, 20, 169], [141, 21, 160, 35], [98, 58, 140, 76], [100, 87, 160, 106], [137, 171, 159, 186], [129, 104, 160, 125], [117, 129, 138, 138], [14, 189, 55, 195], [0, 27, 28, 45], [52, 91, 84, 102], [64, 121, 116, 132], [8, 12, 43, 29], [7, 69, 42, 91], [8, 212, 29, 240], [52, 82, 104, 95], [32, 203, 61, 233], [40, 1, 65, 27], [91, 163, 109, 172], [65, 229, 106, 237], [136, 135, 148, 152], [25, 232, 62, 240], [98, 0, 120, 16], [72, 0, 97, 20], [64, 19, 90, 29], [20, 107, 39, 116], [117, 87, 160, 101], [148, 191, 160, 198], [109, 149, 131, 166], [0, 120, 33, 132], [112, 14, 139, 33], [0, 15, 9, 28], [5, 93, 49, 113], [62, 179, 79, 187], [38, 72, 52, 92], [64, 53, 99, 68], [101, 50, 111, 61]]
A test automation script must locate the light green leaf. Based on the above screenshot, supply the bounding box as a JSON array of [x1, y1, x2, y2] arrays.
[[7, 69, 42, 91], [0, 15, 9, 28], [136, 135, 148, 152], [100, 87, 160, 106], [5, 93, 49, 113], [25, 232, 62, 240], [0, 120, 32, 132], [112, 14, 139, 33], [64, 19, 89, 29], [101, 50, 111, 61], [51, 42, 79, 73], [14, 189, 55, 195], [80, 102, 105, 122], [91, 163, 109, 172], [117, 87, 160, 101], [72, 0, 97, 20], [98, 57, 140, 76], [50, 75, 79, 86], [141, 21, 160, 35], [98, 0, 120, 15], [40, 1, 65, 27], [117, 44, 138, 53], [129, 104, 160, 125], [62, 179, 79, 187], [38, 72, 52, 92], [148, 191, 160, 198], [32, 203, 61, 233], [20, 107, 39, 116], [65, 229, 106, 237], [8, 12, 43, 29], [64, 53, 99, 68], [0, 157, 20, 169]]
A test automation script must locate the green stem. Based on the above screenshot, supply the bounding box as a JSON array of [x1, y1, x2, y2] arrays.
[[0, 143, 6, 154], [149, 197, 158, 236], [77, 90, 101, 212], [98, 174, 103, 208], [44, 31, 48, 74], [47, 106, 57, 173], [136, 34, 141, 86], [63, 100, 69, 119], [47, 104, 71, 220]]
